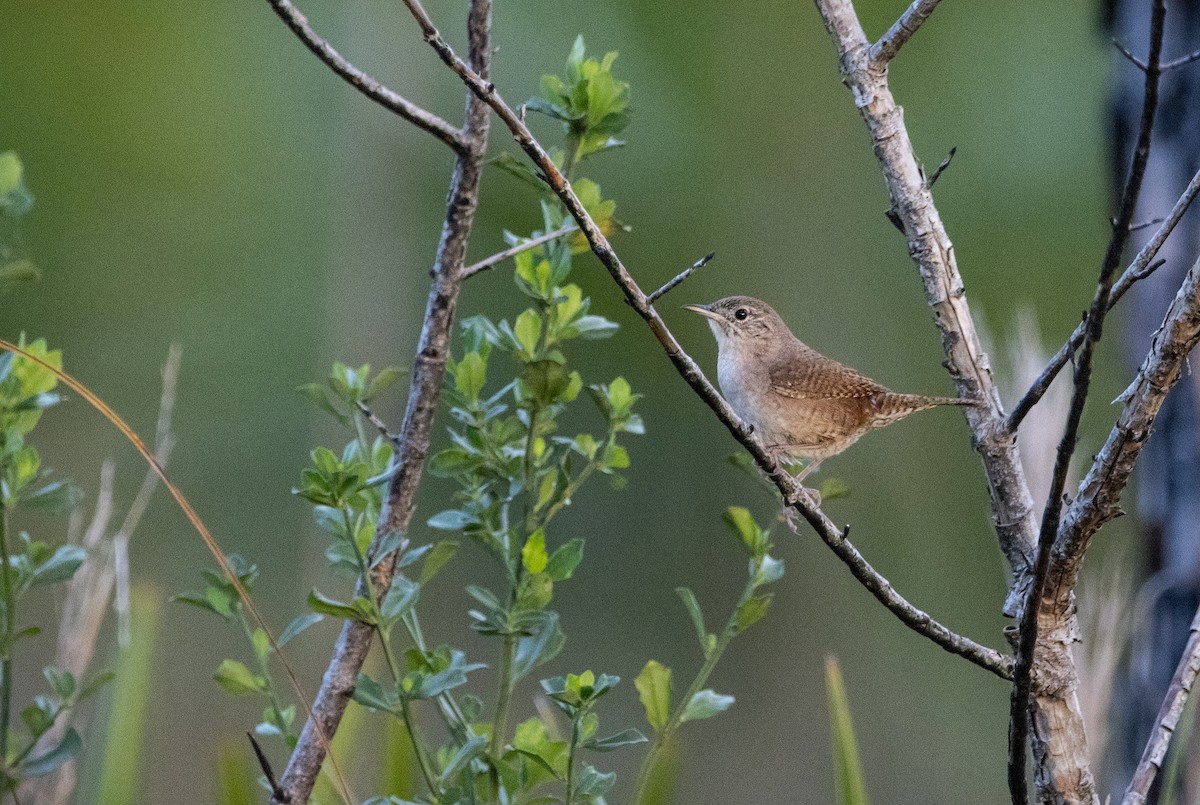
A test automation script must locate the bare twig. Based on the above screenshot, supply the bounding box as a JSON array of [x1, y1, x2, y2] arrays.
[[926, 146, 956, 188], [269, 2, 493, 802], [869, 0, 944, 65], [1122, 602, 1200, 805], [461, 223, 576, 278], [1005, 164, 1200, 432], [249, 732, 286, 802], [400, 0, 1013, 681], [1161, 46, 1200, 71], [647, 252, 715, 303], [265, 0, 466, 153], [1008, 4, 1166, 800], [1113, 37, 1149, 72]]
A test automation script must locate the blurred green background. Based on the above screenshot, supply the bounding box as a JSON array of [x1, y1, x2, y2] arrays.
[[1, 0, 1128, 801]]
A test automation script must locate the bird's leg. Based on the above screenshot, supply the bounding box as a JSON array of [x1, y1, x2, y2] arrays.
[[765, 454, 822, 532]]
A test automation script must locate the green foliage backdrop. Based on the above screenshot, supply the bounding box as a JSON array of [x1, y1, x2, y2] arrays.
[[1, 1, 1117, 802]]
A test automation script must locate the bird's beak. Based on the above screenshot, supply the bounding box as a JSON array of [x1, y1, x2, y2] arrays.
[[683, 303, 722, 322]]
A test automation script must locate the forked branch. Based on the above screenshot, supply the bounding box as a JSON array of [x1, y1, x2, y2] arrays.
[[266, 0, 466, 152]]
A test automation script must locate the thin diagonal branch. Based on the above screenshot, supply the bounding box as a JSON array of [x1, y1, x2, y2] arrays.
[[1122, 601, 1200, 805], [647, 251, 715, 303], [461, 223, 576, 278], [1162, 46, 1200, 71], [266, 0, 466, 153], [400, 0, 1013, 681], [1005, 132, 1200, 434], [869, 0, 943, 65], [270, 2, 492, 803], [1009, 5, 1165, 798]]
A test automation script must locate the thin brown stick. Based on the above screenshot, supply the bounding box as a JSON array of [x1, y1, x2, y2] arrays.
[[400, 0, 1013, 681], [647, 252, 716, 303], [269, 1, 493, 802], [265, 0, 465, 153], [1122, 602, 1200, 805], [461, 223, 576, 278], [1006, 165, 1200, 433], [1008, 3, 1166, 800], [869, 0, 943, 65]]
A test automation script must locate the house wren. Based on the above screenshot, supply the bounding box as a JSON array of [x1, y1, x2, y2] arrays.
[[685, 296, 976, 485]]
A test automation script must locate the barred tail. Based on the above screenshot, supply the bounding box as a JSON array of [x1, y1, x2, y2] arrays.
[[870, 392, 981, 427]]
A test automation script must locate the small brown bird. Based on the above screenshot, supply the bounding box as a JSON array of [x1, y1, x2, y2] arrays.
[[685, 296, 975, 487]]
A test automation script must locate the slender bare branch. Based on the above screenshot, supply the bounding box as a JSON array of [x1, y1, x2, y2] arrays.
[[400, 0, 1013, 681], [1113, 37, 1149, 72], [647, 251, 715, 303], [1006, 165, 1200, 432], [461, 223, 576, 278], [1162, 46, 1200, 71], [869, 0, 943, 65], [1122, 602, 1200, 805], [1008, 4, 1166, 799], [265, 0, 466, 153], [270, 2, 493, 802]]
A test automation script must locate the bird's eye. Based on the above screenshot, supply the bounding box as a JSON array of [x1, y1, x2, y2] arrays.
[[734, 308, 749, 321]]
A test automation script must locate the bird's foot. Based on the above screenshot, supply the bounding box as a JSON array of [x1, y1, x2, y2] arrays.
[[781, 484, 822, 532]]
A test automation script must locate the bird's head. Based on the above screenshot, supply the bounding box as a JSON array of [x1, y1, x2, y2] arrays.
[[684, 296, 790, 348]]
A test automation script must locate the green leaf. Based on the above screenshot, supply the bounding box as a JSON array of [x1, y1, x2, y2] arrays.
[[20, 728, 81, 777], [352, 672, 396, 713], [734, 594, 773, 632], [635, 660, 671, 732], [29, 544, 85, 587], [364, 366, 404, 402], [427, 509, 473, 531], [572, 764, 616, 797], [680, 689, 735, 722], [370, 530, 407, 569], [454, 352, 487, 401], [516, 571, 553, 610], [723, 506, 762, 554], [251, 628, 270, 665], [514, 310, 542, 356], [380, 574, 420, 622], [0, 153, 22, 197], [214, 659, 266, 695], [22, 479, 83, 513], [277, 614, 324, 652], [419, 540, 459, 584], [0, 259, 41, 286], [820, 477, 851, 501], [675, 587, 709, 655], [512, 611, 565, 682], [546, 538, 584, 581], [438, 734, 488, 787], [307, 589, 376, 624], [755, 555, 785, 586], [581, 728, 647, 752], [826, 657, 870, 805], [522, 529, 549, 574]]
